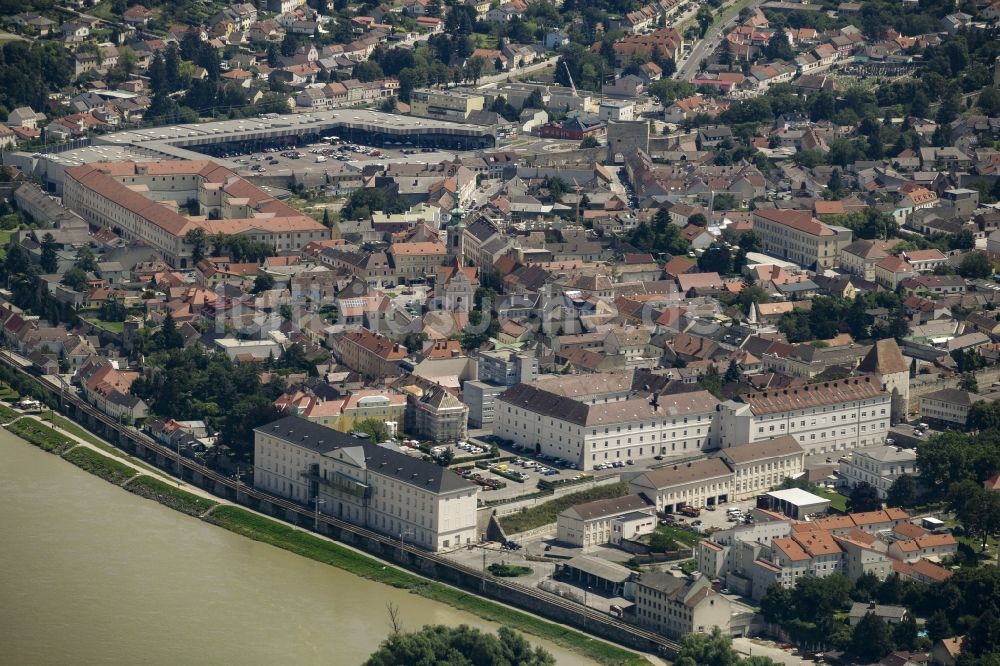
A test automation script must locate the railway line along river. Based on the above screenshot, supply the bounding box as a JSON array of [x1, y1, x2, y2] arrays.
[[0, 430, 591, 665]]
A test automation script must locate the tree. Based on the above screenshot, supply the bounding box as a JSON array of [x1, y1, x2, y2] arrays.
[[157, 312, 184, 350], [949, 480, 1000, 550], [580, 135, 599, 149], [968, 610, 1000, 657], [926, 609, 952, 642], [724, 359, 741, 384], [39, 233, 58, 273], [75, 246, 98, 272], [958, 252, 993, 279], [252, 273, 276, 294], [355, 418, 389, 442], [365, 624, 554, 666], [675, 626, 743, 666], [185, 228, 208, 263], [847, 613, 895, 663], [886, 474, 917, 509], [893, 614, 919, 652], [61, 267, 89, 292], [764, 29, 794, 61], [967, 400, 1000, 431], [698, 364, 724, 397], [959, 373, 980, 393], [99, 295, 126, 322], [848, 482, 881, 513], [698, 244, 732, 275], [689, 213, 707, 227]]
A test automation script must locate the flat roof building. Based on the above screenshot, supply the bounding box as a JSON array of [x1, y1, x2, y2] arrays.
[[763, 488, 831, 519]]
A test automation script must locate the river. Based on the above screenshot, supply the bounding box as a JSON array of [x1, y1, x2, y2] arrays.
[[0, 432, 592, 666]]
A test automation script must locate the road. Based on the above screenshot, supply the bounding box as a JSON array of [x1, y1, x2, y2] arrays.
[[674, 0, 764, 81]]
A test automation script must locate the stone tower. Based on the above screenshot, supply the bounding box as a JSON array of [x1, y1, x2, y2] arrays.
[[606, 120, 650, 164], [857, 338, 910, 424]]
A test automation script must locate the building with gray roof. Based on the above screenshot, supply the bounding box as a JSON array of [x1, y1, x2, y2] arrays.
[[253, 415, 478, 551]]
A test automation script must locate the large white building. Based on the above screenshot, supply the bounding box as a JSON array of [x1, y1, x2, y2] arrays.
[[718, 376, 891, 455], [494, 372, 719, 470], [629, 458, 734, 512], [719, 435, 805, 501], [253, 416, 478, 551], [752, 208, 852, 270], [556, 493, 655, 550], [839, 445, 918, 499]]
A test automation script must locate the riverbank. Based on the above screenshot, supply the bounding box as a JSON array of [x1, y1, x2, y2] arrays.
[[1, 410, 651, 666]]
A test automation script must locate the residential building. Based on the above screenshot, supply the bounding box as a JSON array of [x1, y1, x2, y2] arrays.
[[410, 89, 485, 122], [333, 328, 407, 379], [253, 416, 478, 551], [752, 208, 852, 270], [848, 602, 910, 626], [718, 376, 891, 455], [478, 349, 539, 386], [919, 388, 981, 428], [388, 241, 448, 283], [76, 357, 149, 423], [402, 384, 469, 442], [556, 494, 654, 550], [839, 445, 918, 499], [632, 572, 732, 639], [840, 239, 901, 281]]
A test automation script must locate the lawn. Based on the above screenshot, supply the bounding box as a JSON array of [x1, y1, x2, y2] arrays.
[[62, 446, 136, 485], [126, 476, 218, 517], [82, 317, 125, 333], [498, 482, 628, 534], [649, 524, 702, 548], [6, 418, 75, 453], [814, 488, 848, 513]]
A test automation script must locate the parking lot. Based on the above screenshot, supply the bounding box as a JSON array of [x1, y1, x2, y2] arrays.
[[215, 138, 460, 179]]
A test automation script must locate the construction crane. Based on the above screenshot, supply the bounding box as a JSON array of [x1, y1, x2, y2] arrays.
[[563, 61, 578, 97]]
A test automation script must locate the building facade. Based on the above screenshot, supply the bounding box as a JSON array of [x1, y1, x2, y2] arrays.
[[253, 416, 478, 551], [63, 161, 328, 268], [629, 458, 734, 512], [719, 435, 806, 501], [495, 374, 719, 470], [556, 494, 654, 550], [839, 445, 918, 499], [753, 208, 852, 269], [718, 376, 891, 455]]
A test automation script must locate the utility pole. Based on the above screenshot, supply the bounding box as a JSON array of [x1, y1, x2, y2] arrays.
[[314, 497, 326, 532]]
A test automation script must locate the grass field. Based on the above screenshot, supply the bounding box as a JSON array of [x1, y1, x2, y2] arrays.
[[5, 418, 75, 453], [62, 446, 136, 485], [498, 482, 628, 534], [82, 317, 125, 333], [814, 488, 848, 513], [207, 507, 646, 665], [650, 524, 702, 548], [126, 476, 218, 516]]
